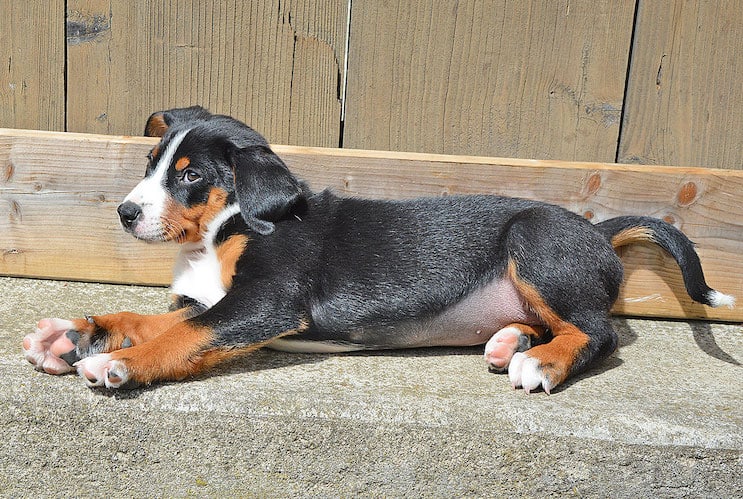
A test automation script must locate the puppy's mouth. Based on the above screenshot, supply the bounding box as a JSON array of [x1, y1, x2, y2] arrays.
[[120, 217, 186, 243], [118, 201, 192, 243]]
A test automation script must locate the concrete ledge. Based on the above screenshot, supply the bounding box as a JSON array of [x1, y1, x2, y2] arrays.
[[1, 277, 741, 496]]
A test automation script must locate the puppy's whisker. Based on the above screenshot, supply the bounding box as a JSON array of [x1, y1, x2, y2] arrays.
[[161, 217, 187, 242]]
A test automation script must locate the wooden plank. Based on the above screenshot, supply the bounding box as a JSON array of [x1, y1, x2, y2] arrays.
[[1, 128, 741, 322], [0, 1, 65, 131], [65, 0, 346, 146], [343, 0, 635, 161], [618, 0, 743, 169]]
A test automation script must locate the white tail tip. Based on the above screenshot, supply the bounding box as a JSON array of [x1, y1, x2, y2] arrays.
[[707, 290, 736, 309]]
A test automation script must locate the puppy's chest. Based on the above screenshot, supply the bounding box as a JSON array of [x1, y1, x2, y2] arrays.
[[170, 244, 228, 308]]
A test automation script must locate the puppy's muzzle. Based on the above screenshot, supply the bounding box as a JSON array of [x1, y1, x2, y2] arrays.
[[117, 201, 143, 231]]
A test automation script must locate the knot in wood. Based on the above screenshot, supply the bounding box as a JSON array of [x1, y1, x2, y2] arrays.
[[583, 172, 601, 197], [676, 181, 699, 207]]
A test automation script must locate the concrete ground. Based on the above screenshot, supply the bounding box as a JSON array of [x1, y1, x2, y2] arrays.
[[0, 276, 741, 497]]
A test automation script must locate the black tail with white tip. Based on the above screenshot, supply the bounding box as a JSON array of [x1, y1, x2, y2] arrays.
[[595, 216, 735, 309]]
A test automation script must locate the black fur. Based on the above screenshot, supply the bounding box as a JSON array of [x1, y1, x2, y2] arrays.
[[230, 145, 305, 235]]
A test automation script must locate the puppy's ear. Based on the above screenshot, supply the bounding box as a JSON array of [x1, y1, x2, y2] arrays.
[[143, 106, 212, 137], [230, 145, 303, 235]]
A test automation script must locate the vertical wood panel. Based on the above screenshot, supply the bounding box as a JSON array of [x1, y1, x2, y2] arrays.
[[343, 0, 635, 161], [66, 0, 346, 146], [618, 0, 743, 170], [0, 1, 65, 131]]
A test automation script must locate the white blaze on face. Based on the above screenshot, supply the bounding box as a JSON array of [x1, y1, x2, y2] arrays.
[[123, 129, 190, 240]]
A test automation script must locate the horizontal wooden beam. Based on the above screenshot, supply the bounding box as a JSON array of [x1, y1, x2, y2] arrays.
[[1, 128, 740, 321]]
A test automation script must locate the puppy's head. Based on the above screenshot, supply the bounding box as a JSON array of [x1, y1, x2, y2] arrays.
[[118, 106, 303, 243]]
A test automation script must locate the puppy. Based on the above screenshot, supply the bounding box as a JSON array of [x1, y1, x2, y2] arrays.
[[23, 106, 735, 393]]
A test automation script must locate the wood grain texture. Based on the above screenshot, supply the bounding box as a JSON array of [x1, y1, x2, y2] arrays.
[[0, 1, 65, 131], [1, 129, 740, 321], [66, 0, 346, 146], [618, 0, 743, 169], [343, 0, 635, 161]]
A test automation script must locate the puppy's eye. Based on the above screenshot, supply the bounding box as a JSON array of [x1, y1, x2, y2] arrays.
[[180, 169, 201, 184]]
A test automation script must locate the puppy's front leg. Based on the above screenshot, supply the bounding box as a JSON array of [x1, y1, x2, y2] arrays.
[[23, 308, 197, 376], [74, 289, 306, 388]]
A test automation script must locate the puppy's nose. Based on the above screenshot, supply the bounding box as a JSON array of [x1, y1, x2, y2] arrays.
[[117, 201, 142, 229]]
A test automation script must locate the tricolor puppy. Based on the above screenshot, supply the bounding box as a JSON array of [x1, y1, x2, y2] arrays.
[[23, 106, 735, 393]]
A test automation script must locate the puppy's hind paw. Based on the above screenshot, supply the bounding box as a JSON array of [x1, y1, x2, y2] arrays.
[[508, 352, 555, 394], [484, 326, 531, 373]]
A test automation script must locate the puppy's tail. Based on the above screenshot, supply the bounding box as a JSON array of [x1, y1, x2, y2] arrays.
[[595, 216, 735, 308]]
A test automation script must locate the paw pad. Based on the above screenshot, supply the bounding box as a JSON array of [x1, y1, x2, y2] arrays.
[[484, 326, 531, 373], [22, 319, 79, 375]]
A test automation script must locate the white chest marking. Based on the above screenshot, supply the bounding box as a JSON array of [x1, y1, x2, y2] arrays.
[[169, 204, 242, 308]]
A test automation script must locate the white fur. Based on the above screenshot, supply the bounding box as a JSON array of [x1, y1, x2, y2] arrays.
[[74, 353, 123, 387], [707, 290, 736, 309], [205, 203, 242, 242], [123, 129, 190, 241], [170, 204, 242, 308], [508, 352, 553, 394]]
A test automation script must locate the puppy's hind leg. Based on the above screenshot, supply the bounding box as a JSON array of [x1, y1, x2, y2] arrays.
[[501, 207, 622, 393], [507, 310, 617, 393]]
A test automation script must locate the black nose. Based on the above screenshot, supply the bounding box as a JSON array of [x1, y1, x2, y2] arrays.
[[117, 201, 142, 229]]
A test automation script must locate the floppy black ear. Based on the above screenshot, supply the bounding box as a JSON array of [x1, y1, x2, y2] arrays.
[[143, 106, 212, 137], [231, 145, 304, 235]]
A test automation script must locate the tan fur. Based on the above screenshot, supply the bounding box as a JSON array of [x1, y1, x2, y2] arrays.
[[163, 187, 229, 243], [611, 226, 655, 248], [217, 235, 249, 289], [507, 260, 590, 386]]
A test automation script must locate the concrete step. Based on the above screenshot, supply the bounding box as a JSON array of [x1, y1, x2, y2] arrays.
[[1, 277, 741, 497]]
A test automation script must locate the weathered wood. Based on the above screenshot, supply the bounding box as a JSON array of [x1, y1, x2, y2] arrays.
[[0, 1, 65, 131], [343, 0, 635, 161], [1, 128, 740, 321], [618, 1, 743, 169], [65, 0, 346, 146]]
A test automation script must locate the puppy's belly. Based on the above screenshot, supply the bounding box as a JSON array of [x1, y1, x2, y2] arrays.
[[269, 277, 540, 353]]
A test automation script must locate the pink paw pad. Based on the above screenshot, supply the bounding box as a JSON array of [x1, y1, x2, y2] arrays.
[[22, 319, 79, 375], [483, 326, 530, 372]]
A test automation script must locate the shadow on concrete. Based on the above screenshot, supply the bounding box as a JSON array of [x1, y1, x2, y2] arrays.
[[690, 320, 741, 366]]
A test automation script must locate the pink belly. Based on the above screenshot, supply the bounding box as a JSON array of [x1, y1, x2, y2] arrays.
[[350, 276, 542, 349], [414, 276, 541, 347]]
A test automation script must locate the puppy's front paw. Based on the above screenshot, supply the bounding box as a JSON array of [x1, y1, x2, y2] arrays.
[[75, 354, 132, 389], [22, 319, 84, 375], [508, 352, 554, 394]]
